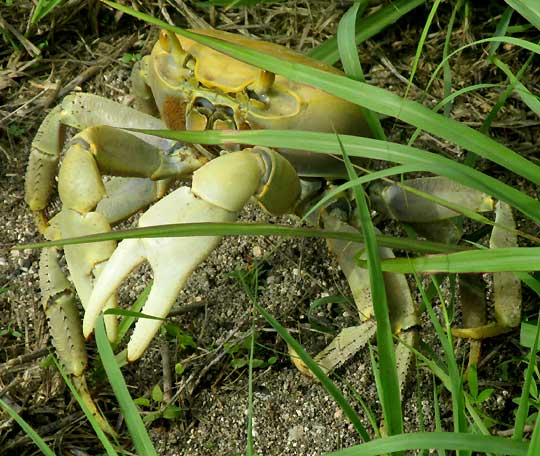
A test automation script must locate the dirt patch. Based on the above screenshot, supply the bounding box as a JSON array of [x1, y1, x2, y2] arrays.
[[1, 1, 539, 455]]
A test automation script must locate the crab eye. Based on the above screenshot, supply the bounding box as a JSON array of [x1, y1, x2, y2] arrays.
[[220, 105, 235, 119], [245, 69, 274, 106], [251, 70, 275, 94], [193, 97, 215, 114], [245, 89, 269, 110], [184, 55, 196, 70], [158, 30, 188, 66]]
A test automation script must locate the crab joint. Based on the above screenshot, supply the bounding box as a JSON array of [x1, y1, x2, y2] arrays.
[[192, 146, 300, 215], [69, 126, 203, 182]]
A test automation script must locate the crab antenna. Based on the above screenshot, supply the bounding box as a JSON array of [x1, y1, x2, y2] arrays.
[[251, 69, 275, 94]]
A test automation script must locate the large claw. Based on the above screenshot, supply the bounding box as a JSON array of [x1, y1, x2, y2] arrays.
[[84, 147, 300, 361], [84, 186, 235, 360]]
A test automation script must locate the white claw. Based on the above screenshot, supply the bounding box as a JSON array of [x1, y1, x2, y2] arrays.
[[84, 186, 236, 360]]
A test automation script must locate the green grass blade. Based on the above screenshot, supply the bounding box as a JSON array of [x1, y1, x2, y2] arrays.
[[520, 321, 540, 349], [505, 0, 540, 30], [105, 308, 163, 321], [441, 0, 463, 117], [529, 406, 540, 456], [302, 164, 419, 221], [0, 398, 57, 456], [426, 276, 467, 438], [412, 272, 466, 437], [372, 247, 540, 274], [101, 1, 540, 187], [424, 36, 540, 104], [340, 138, 403, 438], [402, 331, 490, 436], [112, 284, 151, 347], [127, 129, 540, 223], [489, 6, 513, 56], [431, 376, 444, 456], [491, 56, 540, 117], [404, 0, 442, 100], [308, 0, 425, 64], [31, 0, 65, 24], [482, 52, 535, 132], [325, 432, 529, 456], [95, 316, 157, 456], [408, 83, 501, 145], [337, 0, 385, 140], [464, 50, 535, 167], [367, 344, 383, 438], [51, 358, 119, 454], [514, 318, 540, 441], [16, 221, 465, 255]]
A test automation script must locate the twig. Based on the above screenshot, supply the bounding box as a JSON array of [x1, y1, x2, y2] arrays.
[[160, 340, 173, 402], [497, 424, 534, 437], [53, 35, 138, 102], [167, 301, 206, 317], [0, 347, 49, 376]]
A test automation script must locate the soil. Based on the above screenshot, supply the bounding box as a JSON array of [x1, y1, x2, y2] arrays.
[[1, 1, 539, 455]]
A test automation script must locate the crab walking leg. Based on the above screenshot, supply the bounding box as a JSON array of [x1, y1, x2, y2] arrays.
[[370, 176, 494, 223], [373, 178, 521, 355], [453, 202, 521, 339], [311, 210, 418, 392], [25, 93, 177, 232], [39, 247, 115, 435], [85, 147, 300, 361], [45, 210, 118, 340], [459, 274, 487, 367], [29, 121, 205, 434]]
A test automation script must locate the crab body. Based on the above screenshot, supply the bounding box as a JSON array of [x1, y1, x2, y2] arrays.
[[136, 30, 371, 176]]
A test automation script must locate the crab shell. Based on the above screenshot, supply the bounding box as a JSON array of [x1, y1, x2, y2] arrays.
[[138, 29, 371, 176]]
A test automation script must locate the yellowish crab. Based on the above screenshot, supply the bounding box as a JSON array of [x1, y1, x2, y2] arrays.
[[25, 29, 517, 432]]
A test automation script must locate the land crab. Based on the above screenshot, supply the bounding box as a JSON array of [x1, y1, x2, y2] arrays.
[[25, 28, 518, 432]]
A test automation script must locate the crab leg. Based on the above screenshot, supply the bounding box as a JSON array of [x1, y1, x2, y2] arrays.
[[39, 247, 115, 435], [372, 178, 521, 358], [25, 93, 178, 232], [84, 147, 301, 361], [459, 274, 487, 367], [453, 201, 521, 339], [370, 176, 494, 223], [309, 209, 418, 392], [43, 124, 204, 324]]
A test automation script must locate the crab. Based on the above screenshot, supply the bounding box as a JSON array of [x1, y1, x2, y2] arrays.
[[25, 28, 519, 432]]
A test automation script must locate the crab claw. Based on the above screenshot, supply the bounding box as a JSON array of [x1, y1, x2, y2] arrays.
[[83, 186, 235, 360], [84, 148, 300, 361]]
